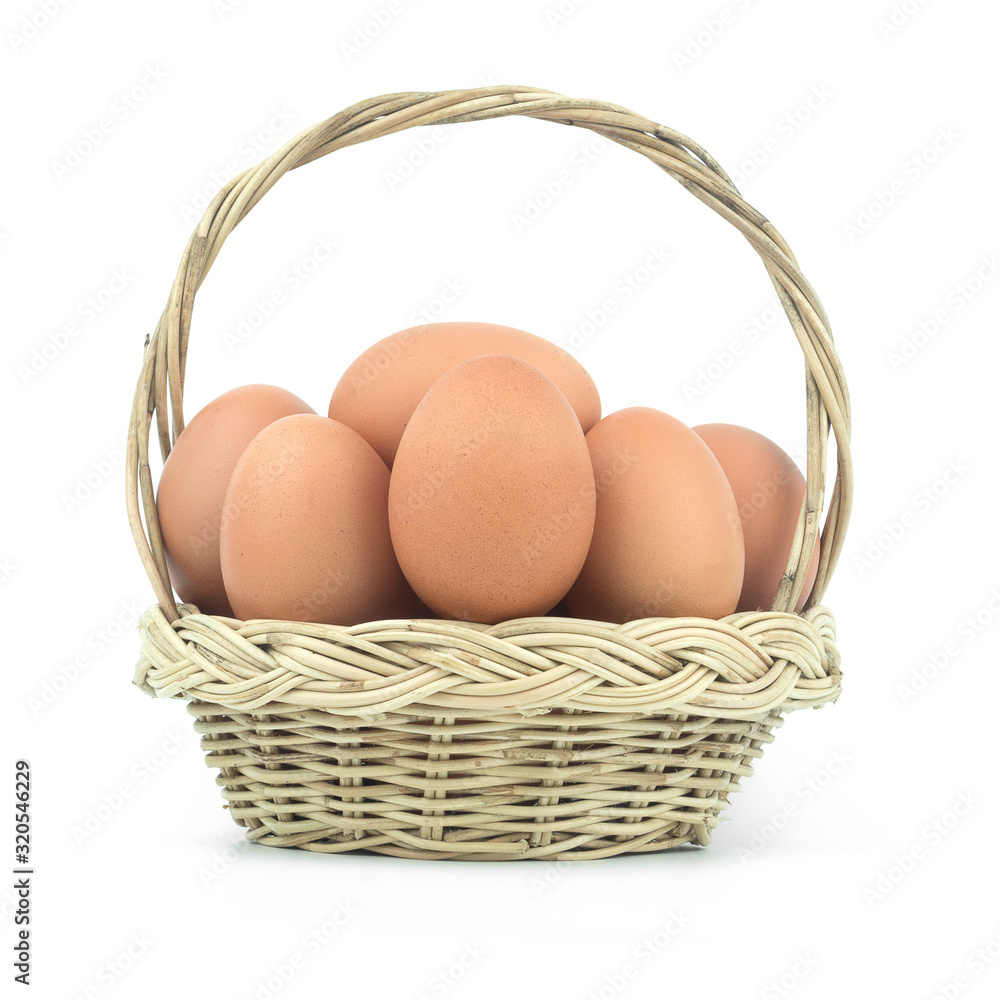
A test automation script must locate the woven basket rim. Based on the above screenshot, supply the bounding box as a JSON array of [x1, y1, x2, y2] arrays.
[[135, 599, 841, 719]]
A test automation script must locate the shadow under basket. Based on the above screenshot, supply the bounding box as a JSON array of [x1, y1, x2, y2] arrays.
[[128, 86, 852, 860]]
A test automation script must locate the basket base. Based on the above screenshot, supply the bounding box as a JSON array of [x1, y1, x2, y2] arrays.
[[190, 701, 782, 860]]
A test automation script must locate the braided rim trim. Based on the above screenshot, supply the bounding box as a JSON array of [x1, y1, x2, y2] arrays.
[[135, 603, 840, 718]]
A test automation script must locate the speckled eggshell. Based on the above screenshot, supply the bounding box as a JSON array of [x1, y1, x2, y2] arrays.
[[563, 407, 745, 623], [220, 414, 418, 625], [388, 355, 597, 624], [329, 321, 602, 467], [694, 423, 820, 613], [155, 384, 315, 616]]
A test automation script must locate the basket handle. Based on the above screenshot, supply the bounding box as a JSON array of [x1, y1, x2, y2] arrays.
[[127, 85, 852, 622]]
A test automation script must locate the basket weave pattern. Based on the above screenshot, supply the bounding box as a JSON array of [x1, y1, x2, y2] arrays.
[[128, 86, 852, 860]]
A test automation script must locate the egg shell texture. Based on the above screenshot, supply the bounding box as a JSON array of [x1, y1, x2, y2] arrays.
[[388, 355, 597, 624], [563, 407, 745, 623], [220, 414, 416, 625], [155, 384, 315, 616], [329, 321, 602, 467], [694, 423, 819, 613]]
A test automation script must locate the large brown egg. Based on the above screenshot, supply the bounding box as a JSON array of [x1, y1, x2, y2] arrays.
[[329, 321, 601, 467], [694, 423, 820, 613], [388, 355, 596, 624], [220, 414, 417, 624], [156, 384, 314, 616], [563, 407, 745, 623]]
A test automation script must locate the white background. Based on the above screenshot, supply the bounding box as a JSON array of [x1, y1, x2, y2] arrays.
[[6, 1, 1000, 997]]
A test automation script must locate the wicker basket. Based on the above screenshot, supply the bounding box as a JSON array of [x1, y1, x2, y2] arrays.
[[128, 85, 852, 860]]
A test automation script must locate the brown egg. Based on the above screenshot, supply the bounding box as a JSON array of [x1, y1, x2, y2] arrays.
[[694, 423, 819, 613], [563, 407, 744, 623], [156, 384, 314, 616], [388, 355, 596, 624], [329, 321, 601, 467], [220, 414, 417, 624]]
